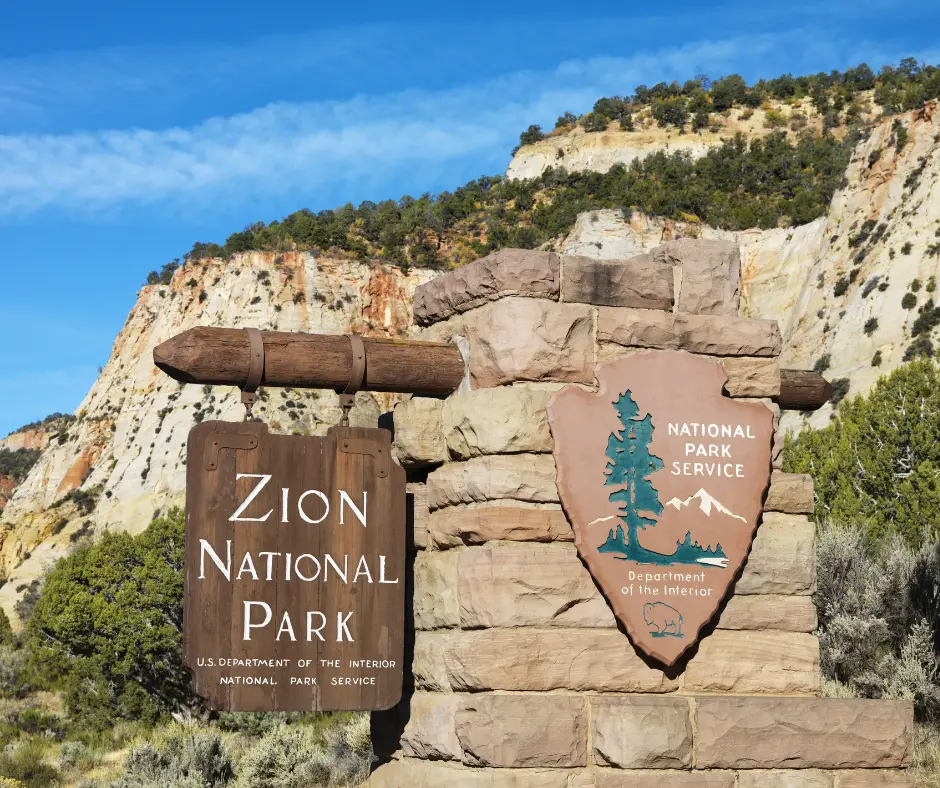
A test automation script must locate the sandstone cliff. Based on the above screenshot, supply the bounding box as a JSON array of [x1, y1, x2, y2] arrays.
[[551, 101, 940, 430], [0, 252, 434, 623], [507, 96, 874, 180], [3, 98, 938, 625]]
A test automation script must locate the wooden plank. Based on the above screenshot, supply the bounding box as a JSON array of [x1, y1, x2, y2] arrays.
[[154, 327, 465, 396], [779, 369, 833, 410], [183, 421, 405, 711]]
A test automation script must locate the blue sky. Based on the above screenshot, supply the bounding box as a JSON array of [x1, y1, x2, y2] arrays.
[[1, 0, 938, 436]]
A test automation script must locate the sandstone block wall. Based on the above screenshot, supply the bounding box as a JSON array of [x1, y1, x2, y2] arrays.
[[371, 245, 914, 786]]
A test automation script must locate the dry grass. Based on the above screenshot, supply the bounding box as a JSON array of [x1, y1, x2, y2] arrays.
[[914, 724, 940, 788]]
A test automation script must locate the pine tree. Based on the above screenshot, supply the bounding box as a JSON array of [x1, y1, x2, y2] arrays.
[[602, 391, 664, 561]]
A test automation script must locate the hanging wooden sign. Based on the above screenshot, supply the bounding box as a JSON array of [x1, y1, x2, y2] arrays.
[[183, 421, 406, 711], [548, 350, 773, 666]]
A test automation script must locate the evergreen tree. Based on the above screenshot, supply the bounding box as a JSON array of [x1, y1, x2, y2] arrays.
[[601, 391, 664, 561], [783, 359, 940, 547]]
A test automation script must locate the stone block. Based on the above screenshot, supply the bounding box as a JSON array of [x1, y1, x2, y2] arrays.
[[412, 249, 559, 326], [462, 298, 595, 387], [457, 544, 614, 628], [591, 696, 692, 768], [682, 631, 820, 694], [593, 771, 735, 788], [765, 471, 815, 514], [408, 482, 429, 550], [442, 386, 553, 459], [413, 550, 459, 629], [400, 691, 462, 760], [835, 772, 916, 787], [560, 253, 673, 309], [413, 629, 677, 693], [694, 697, 913, 769], [597, 308, 781, 357], [736, 512, 815, 595], [365, 759, 569, 787], [737, 771, 833, 788], [427, 454, 558, 510], [717, 595, 818, 632], [455, 694, 586, 768], [428, 503, 573, 548], [392, 398, 446, 468], [721, 357, 782, 397], [652, 238, 741, 316]]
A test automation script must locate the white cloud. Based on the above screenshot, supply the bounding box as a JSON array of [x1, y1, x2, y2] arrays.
[[0, 29, 929, 215]]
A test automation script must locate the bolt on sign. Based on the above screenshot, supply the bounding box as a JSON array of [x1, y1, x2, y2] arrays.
[[184, 421, 406, 711], [548, 350, 773, 666]]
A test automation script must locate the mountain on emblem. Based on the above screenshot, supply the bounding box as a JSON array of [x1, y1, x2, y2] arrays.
[[547, 350, 774, 667], [664, 488, 747, 523]]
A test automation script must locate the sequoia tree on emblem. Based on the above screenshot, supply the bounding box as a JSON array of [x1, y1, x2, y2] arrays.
[[548, 350, 774, 666]]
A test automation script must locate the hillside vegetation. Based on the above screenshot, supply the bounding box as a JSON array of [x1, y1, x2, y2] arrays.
[[526, 58, 940, 140], [144, 58, 937, 285]]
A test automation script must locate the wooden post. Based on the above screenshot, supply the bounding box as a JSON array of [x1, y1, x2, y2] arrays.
[[153, 327, 466, 397], [154, 327, 832, 409], [779, 368, 833, 410]]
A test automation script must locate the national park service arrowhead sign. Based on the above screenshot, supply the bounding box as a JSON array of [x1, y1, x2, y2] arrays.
[[548, 350, 773, 666]]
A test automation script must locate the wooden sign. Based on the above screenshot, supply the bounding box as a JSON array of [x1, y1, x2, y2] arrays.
[[183, 421, 406, 711], [548, 350, 773, 666]]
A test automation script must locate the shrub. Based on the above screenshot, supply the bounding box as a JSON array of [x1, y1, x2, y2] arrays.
[[902, 241, 913, 255], [872, 350, 883, 367], [0, 646, 30, 699], [112, 727, 235, 788], [905, 336, 935, 361], [763, 109, 787, 128], [830, 377, 851, 406], [26, 508, 191, 728], [833, 277, 849, 297], [904, 292, 919, 309], [235, 715, 372, 788], [0, 610, 14, 647], [14, 580, 42, 624], [813, 354, 831, 373], [784, 359, 940, 547], [651, 97, 689, 128], [518, 124, 543, 147], [861, 277, 880, 298], [217, 712, 311, 736], [145, 262, 180, 287], [864, 317, 879, 335], [815, 522, 940, 721], [234, 725, 322, 788], [0, 738, 60, 788], [59, 740, 95, 770]]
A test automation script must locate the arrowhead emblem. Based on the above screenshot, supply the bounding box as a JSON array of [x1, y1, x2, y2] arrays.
[[548, 350, 773, 666]]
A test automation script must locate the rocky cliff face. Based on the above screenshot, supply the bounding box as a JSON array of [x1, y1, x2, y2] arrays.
[[0, 429, 51, 452], [552, 101, 940, 430], [506, 97, 872, 180], [0, 252, 434, 623]]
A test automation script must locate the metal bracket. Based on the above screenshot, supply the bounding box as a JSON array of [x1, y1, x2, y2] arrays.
[[339, 436, 389, 479], [241, 328, 265, 421], [338, 335, 366, 426], [205, 433, 259, 471]]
